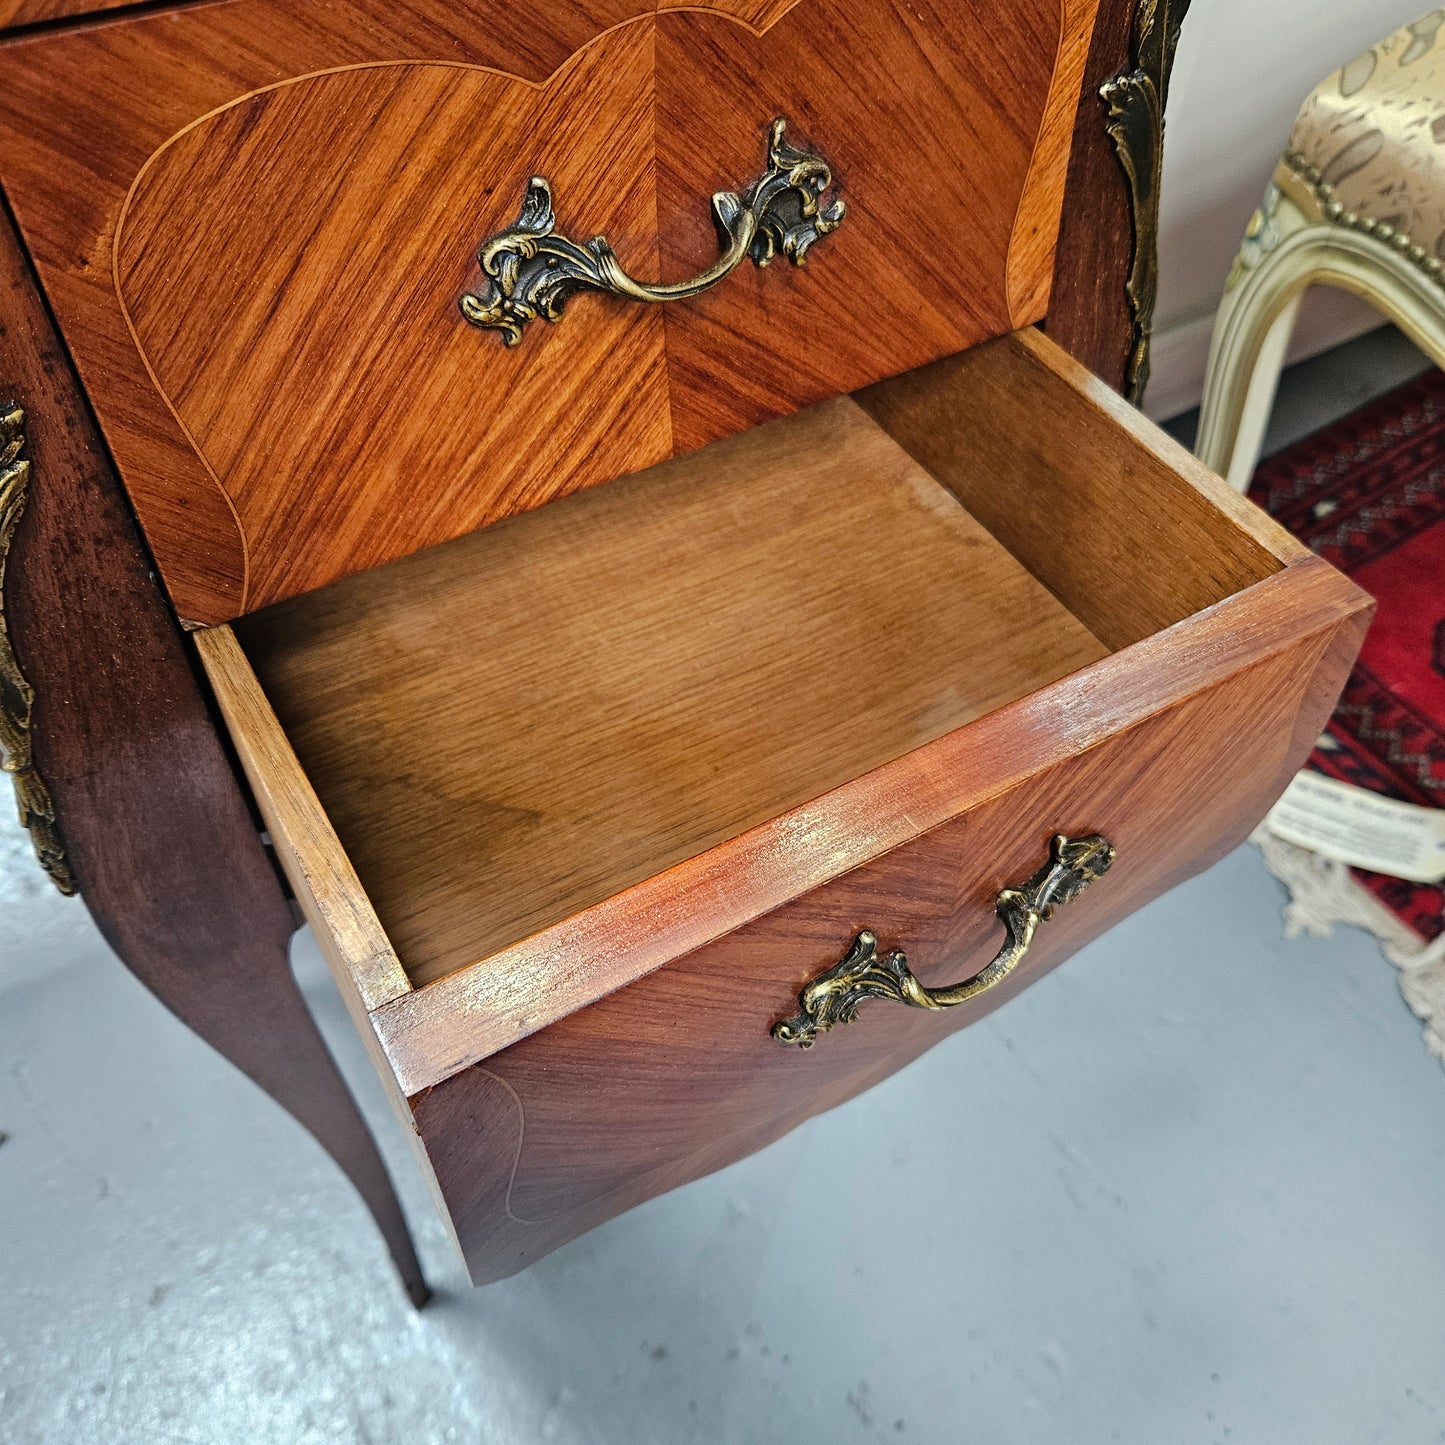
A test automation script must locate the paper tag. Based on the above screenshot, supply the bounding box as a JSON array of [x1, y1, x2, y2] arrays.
[[1264, 772, 1445, 884]]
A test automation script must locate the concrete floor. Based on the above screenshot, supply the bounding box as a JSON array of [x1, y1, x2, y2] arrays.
[[3, 331, 1443, 1444]]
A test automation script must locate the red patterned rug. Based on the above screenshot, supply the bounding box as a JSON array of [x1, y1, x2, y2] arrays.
[[1248, 368, 1445, 944]]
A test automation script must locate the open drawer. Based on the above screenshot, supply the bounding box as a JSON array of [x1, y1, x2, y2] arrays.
[[195, 328, 1369, 1284]]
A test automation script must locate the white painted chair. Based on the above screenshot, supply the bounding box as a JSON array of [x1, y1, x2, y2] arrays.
[[1198, 13, 1445, 490]]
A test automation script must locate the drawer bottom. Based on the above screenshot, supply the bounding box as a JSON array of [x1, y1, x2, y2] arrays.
[[235, 393, 1111, 994]]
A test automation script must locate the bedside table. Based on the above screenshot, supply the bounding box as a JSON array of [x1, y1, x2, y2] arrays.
[[0, 0, 1368, 1299]]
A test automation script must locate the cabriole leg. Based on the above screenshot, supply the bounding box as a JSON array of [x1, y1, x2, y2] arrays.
[[0, 203, 429, 1307]]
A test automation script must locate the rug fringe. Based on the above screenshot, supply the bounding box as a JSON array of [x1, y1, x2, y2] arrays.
[[1252, 829, 1445, 1066]]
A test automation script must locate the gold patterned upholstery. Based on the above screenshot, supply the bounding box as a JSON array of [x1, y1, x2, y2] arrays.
[[1285, 11, 1445, 264], [1199, 10, 1445, 490]]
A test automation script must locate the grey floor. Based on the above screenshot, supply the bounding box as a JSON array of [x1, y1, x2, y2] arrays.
[[3, 329, 1443, 1445]]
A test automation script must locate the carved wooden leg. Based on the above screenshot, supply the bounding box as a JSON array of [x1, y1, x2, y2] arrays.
[[0, 205, 429, 1306], [1199, 176, 1445, 490]]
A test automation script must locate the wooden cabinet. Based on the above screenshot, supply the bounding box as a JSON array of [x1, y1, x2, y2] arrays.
[[0, 0, 1369, 1296]]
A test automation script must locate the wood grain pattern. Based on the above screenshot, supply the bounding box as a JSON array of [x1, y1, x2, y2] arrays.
[[0, 0, 136, 26], [857, 328, 1306, 650], [116, 35, 670, 617], [234, 394, 1109, 991], [0, 199, 430, 1304], [0, 0, 804, 36], [1006, 0, 1098, 325], [0, 1, 769, 625], [414, 556, 1370, 1283], [193, 626, 412, 1013], [0, 0, 1100, 622], [648, 0, 1089, 452]]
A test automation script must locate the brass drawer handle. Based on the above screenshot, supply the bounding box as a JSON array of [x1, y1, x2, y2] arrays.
[[772, 834, 1116, 1049], [460, 118, 845, 346]]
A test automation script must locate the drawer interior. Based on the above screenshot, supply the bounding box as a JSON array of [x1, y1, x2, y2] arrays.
[[225, 330, 1291, 993]]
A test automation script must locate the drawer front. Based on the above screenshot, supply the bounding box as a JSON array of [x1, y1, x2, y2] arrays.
[[0, 0, 1097, 623], [411, 618, 1355, 1285]]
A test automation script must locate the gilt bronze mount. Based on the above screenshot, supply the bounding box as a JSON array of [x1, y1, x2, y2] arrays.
[[1102, 0, 1193, 404], [460, 117, 845, 345], [772, 834, 1115, 1049], [0, 401, 75, 894]]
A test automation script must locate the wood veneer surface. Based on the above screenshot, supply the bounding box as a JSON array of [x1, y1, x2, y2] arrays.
[[0, 0, 1099, 622], [415, 561, 1372, 1283], [858, 329, 1299, 649], [0, 0, 148, 23], [236, 397, 1110, 989]]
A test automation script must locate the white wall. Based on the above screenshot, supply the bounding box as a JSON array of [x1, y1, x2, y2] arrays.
[[1148, 0, 1432, 419]]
